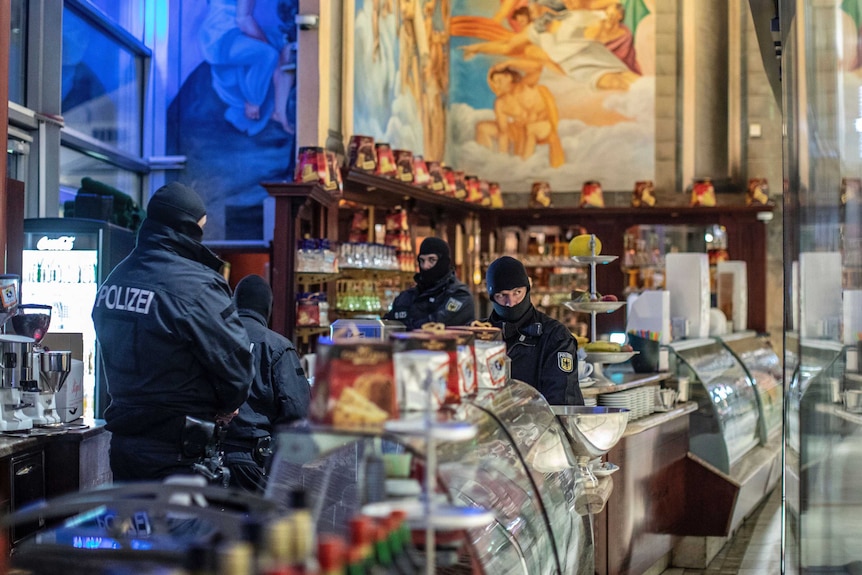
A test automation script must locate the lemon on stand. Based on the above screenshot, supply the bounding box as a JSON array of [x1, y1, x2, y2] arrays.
[[568, 234, 602, 257]]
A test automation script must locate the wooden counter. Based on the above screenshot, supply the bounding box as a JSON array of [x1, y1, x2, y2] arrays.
[[0, 421, 110, 544]]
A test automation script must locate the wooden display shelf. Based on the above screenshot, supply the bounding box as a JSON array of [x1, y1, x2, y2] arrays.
[[296, 271, 341, 286], [486, 204, 774, 333], [342, 169, 487, 215], [263, 181, 340, 340]]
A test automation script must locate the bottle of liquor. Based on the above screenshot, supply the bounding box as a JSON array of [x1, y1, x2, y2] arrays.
[[369, 523, 398, 575], [389, 511, 422, 572], [317, 534, 347, 575], [348, 516, 374, 573], [383, 514, 414, 575], [259, 517, 295, 574], [217, 541, 254, 575], [346, 544, 368, 575], [289, 490, 317, 573]]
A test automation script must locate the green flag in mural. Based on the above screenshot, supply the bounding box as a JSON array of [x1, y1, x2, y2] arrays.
[[623, 0, 651, 37], [842, 0, 862, 29]]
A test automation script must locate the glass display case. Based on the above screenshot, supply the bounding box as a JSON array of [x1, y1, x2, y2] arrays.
[[718, 331, 783, 442], [668, 338, 760, 474], [266, 380, 589, 575]]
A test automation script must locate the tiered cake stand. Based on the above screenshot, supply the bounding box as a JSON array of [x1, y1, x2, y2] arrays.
[[563, 236, 638, 384]]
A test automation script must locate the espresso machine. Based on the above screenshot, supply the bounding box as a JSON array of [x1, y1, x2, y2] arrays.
[[0, 274, 34, 431], [11, 304, 71, 427]]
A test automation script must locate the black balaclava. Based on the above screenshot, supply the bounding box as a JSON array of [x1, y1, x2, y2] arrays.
[[416, 237, 452, 288], [234, 274, 273, 321], [146, 182, 207, 241], [487, 256, 532, 322]]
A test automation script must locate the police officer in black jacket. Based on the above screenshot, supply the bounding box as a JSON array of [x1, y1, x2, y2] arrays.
[[384, 237, 475, 330], [485, 256, 584, 405], [92, 182, 255, 481], [223, 274, 310, 493]]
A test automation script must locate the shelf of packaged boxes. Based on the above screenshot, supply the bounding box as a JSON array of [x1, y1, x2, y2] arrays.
[[342, 169, 488, 214]]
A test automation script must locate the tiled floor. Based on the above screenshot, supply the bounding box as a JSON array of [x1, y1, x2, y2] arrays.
[[661, 487, 782, 575]]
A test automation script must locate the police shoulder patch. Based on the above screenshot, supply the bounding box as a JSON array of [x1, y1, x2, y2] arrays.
[[445, 298, 463, 313], [558, 351, 574, 373]]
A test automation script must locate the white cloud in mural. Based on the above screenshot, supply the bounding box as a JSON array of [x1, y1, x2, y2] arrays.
[[352, 3, 424, 154], [447, 76, 655, 192], [353, 4, 397, 138]]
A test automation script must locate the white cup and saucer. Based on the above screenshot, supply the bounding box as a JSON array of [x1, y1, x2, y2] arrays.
[[578, 361, 595, 388]]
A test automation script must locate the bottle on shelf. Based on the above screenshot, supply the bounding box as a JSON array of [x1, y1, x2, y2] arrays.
[[388, 510, 423, 573], [349, 515, 374, 571], [369, 522, 398, 575], [346, 544, 368, 575], [216, 541, 255, 575], [318, 535, 347, 575]]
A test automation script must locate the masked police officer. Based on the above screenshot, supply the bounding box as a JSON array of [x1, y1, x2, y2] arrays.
[[92, 182, 255, 482], [223, 274, 310, 493], [485, 256, 584, 405], [384, 237, 475, 330]]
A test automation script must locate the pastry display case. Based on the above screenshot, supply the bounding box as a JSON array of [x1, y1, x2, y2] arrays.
[[265, 380, 590, 575], [668, 338, 761, 474], [718, 331, 783, 441]]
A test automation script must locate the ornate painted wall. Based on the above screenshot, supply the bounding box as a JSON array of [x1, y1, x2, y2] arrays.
[[165, 0, 299, 241], [352, 0, 656, 193]]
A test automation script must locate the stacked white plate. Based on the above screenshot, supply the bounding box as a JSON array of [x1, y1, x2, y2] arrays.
[[598, 387, 655, 419], [584, 397, 597, 407], [598, 389, 638, 418]]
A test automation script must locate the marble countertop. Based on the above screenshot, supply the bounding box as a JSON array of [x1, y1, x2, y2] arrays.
[[0, 419, 107, 459], [622, 401, 698, 437]]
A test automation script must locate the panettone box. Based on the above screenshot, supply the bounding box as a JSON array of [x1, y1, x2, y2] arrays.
[[310, 337, 397, 430], [390, 325, 476, 404], [448, 322, 508, 389]]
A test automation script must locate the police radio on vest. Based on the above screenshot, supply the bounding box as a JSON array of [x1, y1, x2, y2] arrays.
[[36, 236, 76, 251]]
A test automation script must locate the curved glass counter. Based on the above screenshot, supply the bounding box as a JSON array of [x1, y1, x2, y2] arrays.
[[266, 380, 588, 575], [718, 331, 783, 442], [669, 338, 760, 474], [464, 380, 589, 575]]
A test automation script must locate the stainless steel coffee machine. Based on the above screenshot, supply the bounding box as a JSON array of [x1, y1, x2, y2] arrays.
[[11, 304, 71, 427], [0, 274, 34, 431]]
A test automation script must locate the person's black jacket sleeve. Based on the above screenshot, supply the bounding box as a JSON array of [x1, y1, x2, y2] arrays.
[[540, 324, 584, 406], [273, 345, 311, 423]]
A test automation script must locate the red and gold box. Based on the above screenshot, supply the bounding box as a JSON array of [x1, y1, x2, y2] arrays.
[[464, 175, 483, 203], [310, 338, 397, 430], [393, 149, 414, 182], [632, 180, 656, 207], [691, 177, 716, 207], [530, 181, 552, 208], [375, 143, 397, 177], [580, 180, 605, 208], [413, 155, 431, 186], [295, 147, 328, 184], [427, 161, 445, 192], [488, 182, 504, 208], [347, 135, 377, 172]]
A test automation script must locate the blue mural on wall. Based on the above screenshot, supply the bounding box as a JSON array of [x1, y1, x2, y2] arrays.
[[166, 0, 299, 241]]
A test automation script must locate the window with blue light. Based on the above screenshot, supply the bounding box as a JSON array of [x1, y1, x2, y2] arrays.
[[61, 6, 144, 156]]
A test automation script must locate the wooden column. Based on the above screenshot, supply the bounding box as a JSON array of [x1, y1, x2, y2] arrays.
[[263, 182, 337, 340]]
